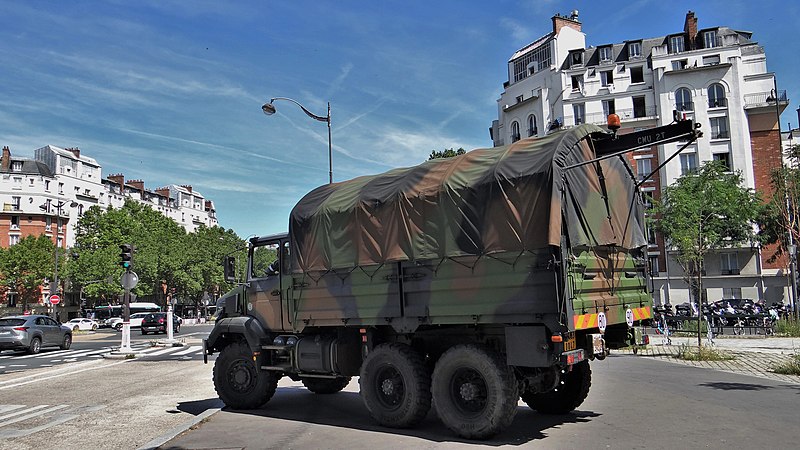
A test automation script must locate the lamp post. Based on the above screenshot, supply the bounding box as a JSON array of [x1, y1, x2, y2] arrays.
[[262, 97, 333, 184]]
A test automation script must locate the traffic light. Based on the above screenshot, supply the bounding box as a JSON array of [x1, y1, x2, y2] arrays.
[[119, 244, 134, 269]]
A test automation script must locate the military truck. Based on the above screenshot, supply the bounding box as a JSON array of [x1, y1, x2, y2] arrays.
[[204, 117, 699, 439]]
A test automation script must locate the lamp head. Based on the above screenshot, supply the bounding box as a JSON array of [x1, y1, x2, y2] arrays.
[[262, 102, 276, 115]]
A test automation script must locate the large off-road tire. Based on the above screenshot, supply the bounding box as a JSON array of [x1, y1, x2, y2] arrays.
[[521, 360, 591, 414], [302, 377, 351, 394], [359, 343, 431, 428], [213, 341, 278, 409], [60, 334, 72, 350], [431, 344, 518, 440], [28, 337, 42, 355]]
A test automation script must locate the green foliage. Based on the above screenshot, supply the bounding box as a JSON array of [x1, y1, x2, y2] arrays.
[[0, 235, 59, 311], [675, 343, 734, 361], [428, 147, 466, 160], [771, 354, 800, 375], [759, 145, 800, 262], [67, 200, 245, 308], [774, 318, 800, 337]]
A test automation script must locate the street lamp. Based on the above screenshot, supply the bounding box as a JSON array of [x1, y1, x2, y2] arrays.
[[262, 97, 333, 184]]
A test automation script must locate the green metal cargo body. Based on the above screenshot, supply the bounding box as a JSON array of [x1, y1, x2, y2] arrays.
[[205, 119, 699, 439]]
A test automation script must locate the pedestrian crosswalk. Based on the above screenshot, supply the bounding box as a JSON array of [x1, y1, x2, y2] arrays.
[[0, 404, 105, 438], [0, 344, 211, 372]]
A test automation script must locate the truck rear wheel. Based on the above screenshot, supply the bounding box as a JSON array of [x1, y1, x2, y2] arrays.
[[302, 377, 351, 394], [521, 361, 591, 414], [213, 341, 278, 409], [431, 344, 518, 439], [359, 343, 431, 428]]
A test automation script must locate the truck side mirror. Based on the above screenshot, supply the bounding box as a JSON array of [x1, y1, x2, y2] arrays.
[[223, 256, 236, 282]]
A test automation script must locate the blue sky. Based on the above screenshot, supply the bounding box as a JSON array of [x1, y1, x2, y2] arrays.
[[1, 1, 798, 239]]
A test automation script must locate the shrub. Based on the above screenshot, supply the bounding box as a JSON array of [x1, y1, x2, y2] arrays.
[[772, 355, 800, 375], [675, 344, 734, 361], [774, 319, 800, 337]]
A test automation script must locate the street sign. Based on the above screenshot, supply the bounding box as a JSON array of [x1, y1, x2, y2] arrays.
[[49, 294, 61, 305], [121, 271, 139, 290]]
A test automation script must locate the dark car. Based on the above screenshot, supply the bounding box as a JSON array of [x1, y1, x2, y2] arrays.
[[140, 313, 181, 335], [0, 315, 72, 354]]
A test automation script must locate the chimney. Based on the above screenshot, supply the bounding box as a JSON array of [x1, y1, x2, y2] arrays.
[[181, 185, 193, 193], [684, 10, 698, 50], [66, 147, 80, 159], [127, 179, 145, 192], [552, 10, 581, 34], [156, 187, 171, 198], [108, 173, 124, 187], [1, 146, 10, 171]]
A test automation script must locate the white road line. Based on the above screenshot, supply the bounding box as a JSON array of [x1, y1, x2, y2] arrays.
[[171, 345, 202, 356], [33, 350, 73, 359], [0, 405, 69, 428], [0, 405, 25, 414], [0, 359, 126, 390], [0, 404, 53, 422], [143, 346, 184, 356]]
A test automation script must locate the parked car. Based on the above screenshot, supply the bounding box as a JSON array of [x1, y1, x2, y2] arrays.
[[106, 317, 124, 331], [63, 318, 99, 332], [0, 315, 72, 354], [141, 313, 181, 335]]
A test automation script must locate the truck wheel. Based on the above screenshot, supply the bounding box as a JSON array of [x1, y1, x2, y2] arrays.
[[359, 343, 431, 428], [213, 341, 278, 409], [521, 360, 591, 414], [302, 377, 351, 394], [431, 344, 518, 440]]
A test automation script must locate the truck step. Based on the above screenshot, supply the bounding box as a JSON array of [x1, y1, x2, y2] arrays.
[[261, 345, 292, 351], [261, 365, 291, 371]]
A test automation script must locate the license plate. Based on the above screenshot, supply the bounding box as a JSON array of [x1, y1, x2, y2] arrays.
[[564, 332, 576, 352], [0, 331, 9, 335]]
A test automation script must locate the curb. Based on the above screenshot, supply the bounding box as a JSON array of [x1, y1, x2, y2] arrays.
[[137, 407, 221, 450]]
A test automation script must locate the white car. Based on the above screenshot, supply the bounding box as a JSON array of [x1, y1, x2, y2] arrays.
[[63, 318, 99, 332], [105, 317, 124, 331], [129, 312, 149, 328]]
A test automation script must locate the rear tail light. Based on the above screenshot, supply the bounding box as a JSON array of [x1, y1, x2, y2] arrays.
[[13, 327, 29, 331], [158, 318, 165, 324]]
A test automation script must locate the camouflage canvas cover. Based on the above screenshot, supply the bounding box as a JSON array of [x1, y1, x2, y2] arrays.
[[290, 124, 647, 272]]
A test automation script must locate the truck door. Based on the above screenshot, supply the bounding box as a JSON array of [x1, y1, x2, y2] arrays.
[[247, 239, 284, 332]]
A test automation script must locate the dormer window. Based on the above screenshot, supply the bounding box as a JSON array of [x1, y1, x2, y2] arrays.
[[11, 161, 22, 172], [703, 30, 718, 49], [669, 35, 685, 54], [599, 46, 613, 62], [570, 51, 583, 67], [628, 41, 642, 59]]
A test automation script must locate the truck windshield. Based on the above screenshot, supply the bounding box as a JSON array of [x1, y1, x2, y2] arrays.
[[251, 243, 279, 278]]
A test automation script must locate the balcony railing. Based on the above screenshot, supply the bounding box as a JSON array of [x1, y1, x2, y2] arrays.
[[744, 90, 788, 108], [708, 98, 727, 108], [563, 106, 658, 127], [675, 101, 694, 112], [711, 131, 730, 140]]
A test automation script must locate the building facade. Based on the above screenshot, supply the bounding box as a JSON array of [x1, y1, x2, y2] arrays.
[[492, 11, 790, 306]]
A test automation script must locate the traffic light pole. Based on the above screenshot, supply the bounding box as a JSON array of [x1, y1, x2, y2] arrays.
[[120, 282, 133, 353]]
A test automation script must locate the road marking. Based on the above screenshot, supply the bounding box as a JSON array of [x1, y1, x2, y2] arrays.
[[0, 405, 25, 414], [171, 345, 202, 356], [0, 405, 105, 438], [0, 404, 56, 423], [0, 359, 129, 390], [143, 346, 185, 356]]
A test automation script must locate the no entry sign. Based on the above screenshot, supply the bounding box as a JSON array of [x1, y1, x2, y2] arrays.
[[49, 294, 61, 305]]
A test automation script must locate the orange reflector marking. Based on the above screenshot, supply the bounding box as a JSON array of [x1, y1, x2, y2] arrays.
[[551, 335, 563, 343]]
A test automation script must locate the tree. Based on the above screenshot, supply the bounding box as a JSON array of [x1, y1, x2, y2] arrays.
[[759, 144, 800, 261], [0, 235, 59, 313], [654, 162, 762, 344], [428, 147, 465, 160]]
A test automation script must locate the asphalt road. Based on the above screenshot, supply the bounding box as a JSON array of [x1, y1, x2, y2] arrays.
[[166, 354, 800, 449]]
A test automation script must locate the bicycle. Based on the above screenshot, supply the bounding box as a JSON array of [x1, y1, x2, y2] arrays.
[[656, 315, 672, 345]]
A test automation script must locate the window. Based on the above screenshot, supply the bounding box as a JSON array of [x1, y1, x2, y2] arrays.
[[633, 96, 647, 118], [708, 83, 726, 108], [669, 35, 685, 54], [29, 178, 34, 186], [710, 116, 729, 139], [723, 287, 742, 299], [713, 152, 731, 170], [675, 88, 693, 111], [12, 177, 22, 189], [527, 115, 537, 137], [647, 224, 657, 245], [671, 59, 688, 71], [46, 216, 52, 232], [512, 44, 552, 82], [571, 74, 583, 91], [703, 55, 720, 66], [9, 235, 19, 246], [45, 180, 50, 191], [251, 242, 281, 279], [516, 95, 524, 104], [628, 41, 642, 58], [78, 204, 84, 217], [11, 196, 20, 211], [10, 216, 20, 230], [630, 66, 644, 83], [599, 46, 613, 62], [720, 253, 739, 275], [573, 103, 585, 125], [636, 158, 652, 181], [58, 182, 64, 194], [649, 256, 660, 276], [570, 51, 583, 67], [703, 30, 717, 49], [511, 121, 520, 143], [602, 99, 616, 117], [680, 153, 698, 175], [57, 236, 63, 247], [600, 70, 614, 87], [11, 161, 22, 172]]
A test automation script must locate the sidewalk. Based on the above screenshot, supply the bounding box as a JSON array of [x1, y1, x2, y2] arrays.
[[626, 334, 800, 384]]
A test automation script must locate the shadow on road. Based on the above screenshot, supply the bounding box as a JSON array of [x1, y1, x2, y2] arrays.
[[699, 382, 774, 391], [176, 398, 225, 415], [214, 386, 600, 446]]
